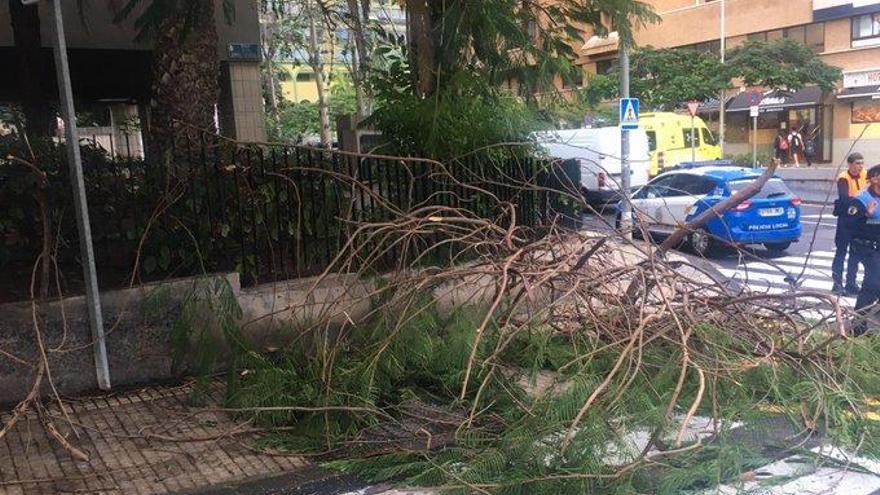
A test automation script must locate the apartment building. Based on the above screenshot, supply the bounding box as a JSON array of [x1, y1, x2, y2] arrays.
[[0, 0, 265, 157], [576, 0, 880, 164]]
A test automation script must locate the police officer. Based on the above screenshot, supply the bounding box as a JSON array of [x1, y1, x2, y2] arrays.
[[832, 152, 867, 295], [846, 163, 880, 335]]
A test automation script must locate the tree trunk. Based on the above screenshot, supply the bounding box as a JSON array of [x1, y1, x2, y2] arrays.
[[346, 0, 370, 117], [308, 1, 332, 148], [405, 0, 435, 97], [146, 0, 219, 163], [9, 0, 52, 138]]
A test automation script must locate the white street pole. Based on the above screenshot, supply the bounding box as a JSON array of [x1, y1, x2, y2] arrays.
[[37, 0, 112, 390], [719, 0, 726, 155], [619, 40, 632, 241], [752, 114, 758, 167], [691, 115, 696, 163]]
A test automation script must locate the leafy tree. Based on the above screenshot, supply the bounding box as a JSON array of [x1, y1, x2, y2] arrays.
[[584, 47, 730, 110], [404, 0, 660, 97], [726, 38, 842, 92], [115, 0, 235, 161], [267, 77, 358, 143]]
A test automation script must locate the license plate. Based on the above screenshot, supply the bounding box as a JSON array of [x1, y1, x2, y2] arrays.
[[758, 207, 784, 217]]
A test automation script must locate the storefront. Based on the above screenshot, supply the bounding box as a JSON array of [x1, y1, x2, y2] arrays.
[[725, 87, 832, 163], [837, 69, 880, 158]]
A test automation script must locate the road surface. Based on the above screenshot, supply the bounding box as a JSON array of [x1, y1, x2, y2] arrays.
[[584, 204, 855, 302]]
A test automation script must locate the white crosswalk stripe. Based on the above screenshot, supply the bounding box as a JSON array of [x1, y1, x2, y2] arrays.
[[715, 250, 859, 303]]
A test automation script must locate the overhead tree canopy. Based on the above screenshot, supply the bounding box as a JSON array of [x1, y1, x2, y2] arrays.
[[583, 39, 842, 111], [726, 38, 842, 93]]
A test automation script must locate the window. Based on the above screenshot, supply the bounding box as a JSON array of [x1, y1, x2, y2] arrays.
[[596, 59, 614, 75], [563, 68, 585, 89], [646, 131, 657, 152], [675, 175, 718, 196], [636, 174, 678, 199], [784, 26, 806, 44], [701, 128, 717, 146], [728, 178, 791, 198], [766, 29, 783, 41], [853, 101, 880, 123], [682, 128, 700, 148], [296, 72, 314, 82], [748, 32, 767, 42], [805, 23, 825, 52], [745, 23, 824, 52], [852, 13, 880, 46]]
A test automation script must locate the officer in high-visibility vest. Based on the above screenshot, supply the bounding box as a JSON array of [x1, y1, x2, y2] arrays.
[[832, 152, 867, 295], [846, 163, 880, 335]]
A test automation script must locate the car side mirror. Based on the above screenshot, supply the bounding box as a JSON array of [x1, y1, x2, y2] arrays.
[[646, 190, 658, 200]]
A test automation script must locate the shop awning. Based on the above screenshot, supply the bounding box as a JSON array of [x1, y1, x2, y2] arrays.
[[727, 86, 823, 113], [837, 85, 880, 100]]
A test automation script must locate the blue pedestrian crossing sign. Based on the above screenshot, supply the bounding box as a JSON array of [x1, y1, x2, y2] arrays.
[[619, 98, 640, 130]]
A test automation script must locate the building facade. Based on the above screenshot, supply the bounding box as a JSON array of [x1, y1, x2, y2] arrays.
[[575, 0, 880, 165], [0, 0, 266, 157]]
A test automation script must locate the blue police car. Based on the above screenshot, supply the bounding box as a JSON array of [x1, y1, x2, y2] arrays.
[[618, 164, 802, 256]]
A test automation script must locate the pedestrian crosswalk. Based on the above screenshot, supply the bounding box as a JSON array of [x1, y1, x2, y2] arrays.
[[713, 250, 859, 303]]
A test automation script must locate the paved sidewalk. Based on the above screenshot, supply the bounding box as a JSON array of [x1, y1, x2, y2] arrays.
[[0, 382, 309, 495]]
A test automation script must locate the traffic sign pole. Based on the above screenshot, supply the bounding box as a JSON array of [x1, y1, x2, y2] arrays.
[[691, 116, 696, 164], [619, 43, 632, 241]]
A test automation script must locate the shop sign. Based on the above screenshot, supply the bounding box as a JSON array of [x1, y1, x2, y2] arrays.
[[844, 68, 880, 88]]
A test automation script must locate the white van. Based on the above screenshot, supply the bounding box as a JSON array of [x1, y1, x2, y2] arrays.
[[535, 127, 650, 205]]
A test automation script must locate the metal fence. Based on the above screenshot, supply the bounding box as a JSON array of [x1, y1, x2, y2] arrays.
[[0, 136, 562, 299]]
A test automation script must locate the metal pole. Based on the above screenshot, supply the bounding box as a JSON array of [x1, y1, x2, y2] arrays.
[[719, 0, 726, 155], [752, 115, 758, 167], [619, 40, 632, 241], [691, 115, 696, 163], [47, 0, 111, 390]]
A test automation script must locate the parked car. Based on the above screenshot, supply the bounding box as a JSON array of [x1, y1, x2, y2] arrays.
[[617, 165, 802, 256], [535, 127, 651, 206], [640, 112, 722, 177]]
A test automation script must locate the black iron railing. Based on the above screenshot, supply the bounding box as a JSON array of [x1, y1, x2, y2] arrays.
[[0, 136, 563, 300]]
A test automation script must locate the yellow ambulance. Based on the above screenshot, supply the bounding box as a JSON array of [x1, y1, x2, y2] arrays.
[[641, 112, 722, 176]]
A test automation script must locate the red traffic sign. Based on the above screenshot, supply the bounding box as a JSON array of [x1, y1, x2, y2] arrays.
[[686, 100, 700, 117], [748, 91, 763, 106]]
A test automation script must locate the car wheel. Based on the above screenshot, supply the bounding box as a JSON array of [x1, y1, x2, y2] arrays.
[[764, 242, 791, 253], [690, 228, 718, 257]]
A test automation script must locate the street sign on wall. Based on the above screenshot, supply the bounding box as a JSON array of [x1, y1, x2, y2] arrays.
[[620, 98, 639, 130]]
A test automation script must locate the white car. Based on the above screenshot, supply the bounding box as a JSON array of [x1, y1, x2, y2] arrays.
[[535, 127, 651, 205]]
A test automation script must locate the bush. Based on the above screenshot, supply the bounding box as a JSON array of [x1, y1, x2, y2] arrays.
[[366, 72, 544, 160]]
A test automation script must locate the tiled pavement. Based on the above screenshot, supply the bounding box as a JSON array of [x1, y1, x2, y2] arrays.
[[0, 382, 309, 495]]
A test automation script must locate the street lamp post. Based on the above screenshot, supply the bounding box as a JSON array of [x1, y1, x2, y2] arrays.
[[21, 0, 111, 390]]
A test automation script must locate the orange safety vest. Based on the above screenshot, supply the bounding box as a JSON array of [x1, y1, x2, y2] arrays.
[[839, 170, 867, 197]]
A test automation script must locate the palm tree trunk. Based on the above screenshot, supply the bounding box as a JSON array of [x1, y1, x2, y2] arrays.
[[146, 0, 219, 163], [405, 0, 435, 97], [9, 0, 51, 138]]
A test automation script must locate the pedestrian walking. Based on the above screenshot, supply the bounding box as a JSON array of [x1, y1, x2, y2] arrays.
[[788, 127, 805, 167], [846, 163, 880, 335], [773, 128, 789, 164], [802, 125, 815, 167], [832, 152, 867, 296]]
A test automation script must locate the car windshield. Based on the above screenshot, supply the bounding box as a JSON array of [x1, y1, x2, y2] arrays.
[[726, 178, 791, 198]]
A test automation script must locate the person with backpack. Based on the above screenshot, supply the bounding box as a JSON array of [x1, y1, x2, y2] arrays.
[[832, 152, 867, 296], [774, 128, 789, 164], [788, 127, 805, 167]]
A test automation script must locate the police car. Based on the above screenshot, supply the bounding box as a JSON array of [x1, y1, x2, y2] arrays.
[[617, 164, 802, 256]]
